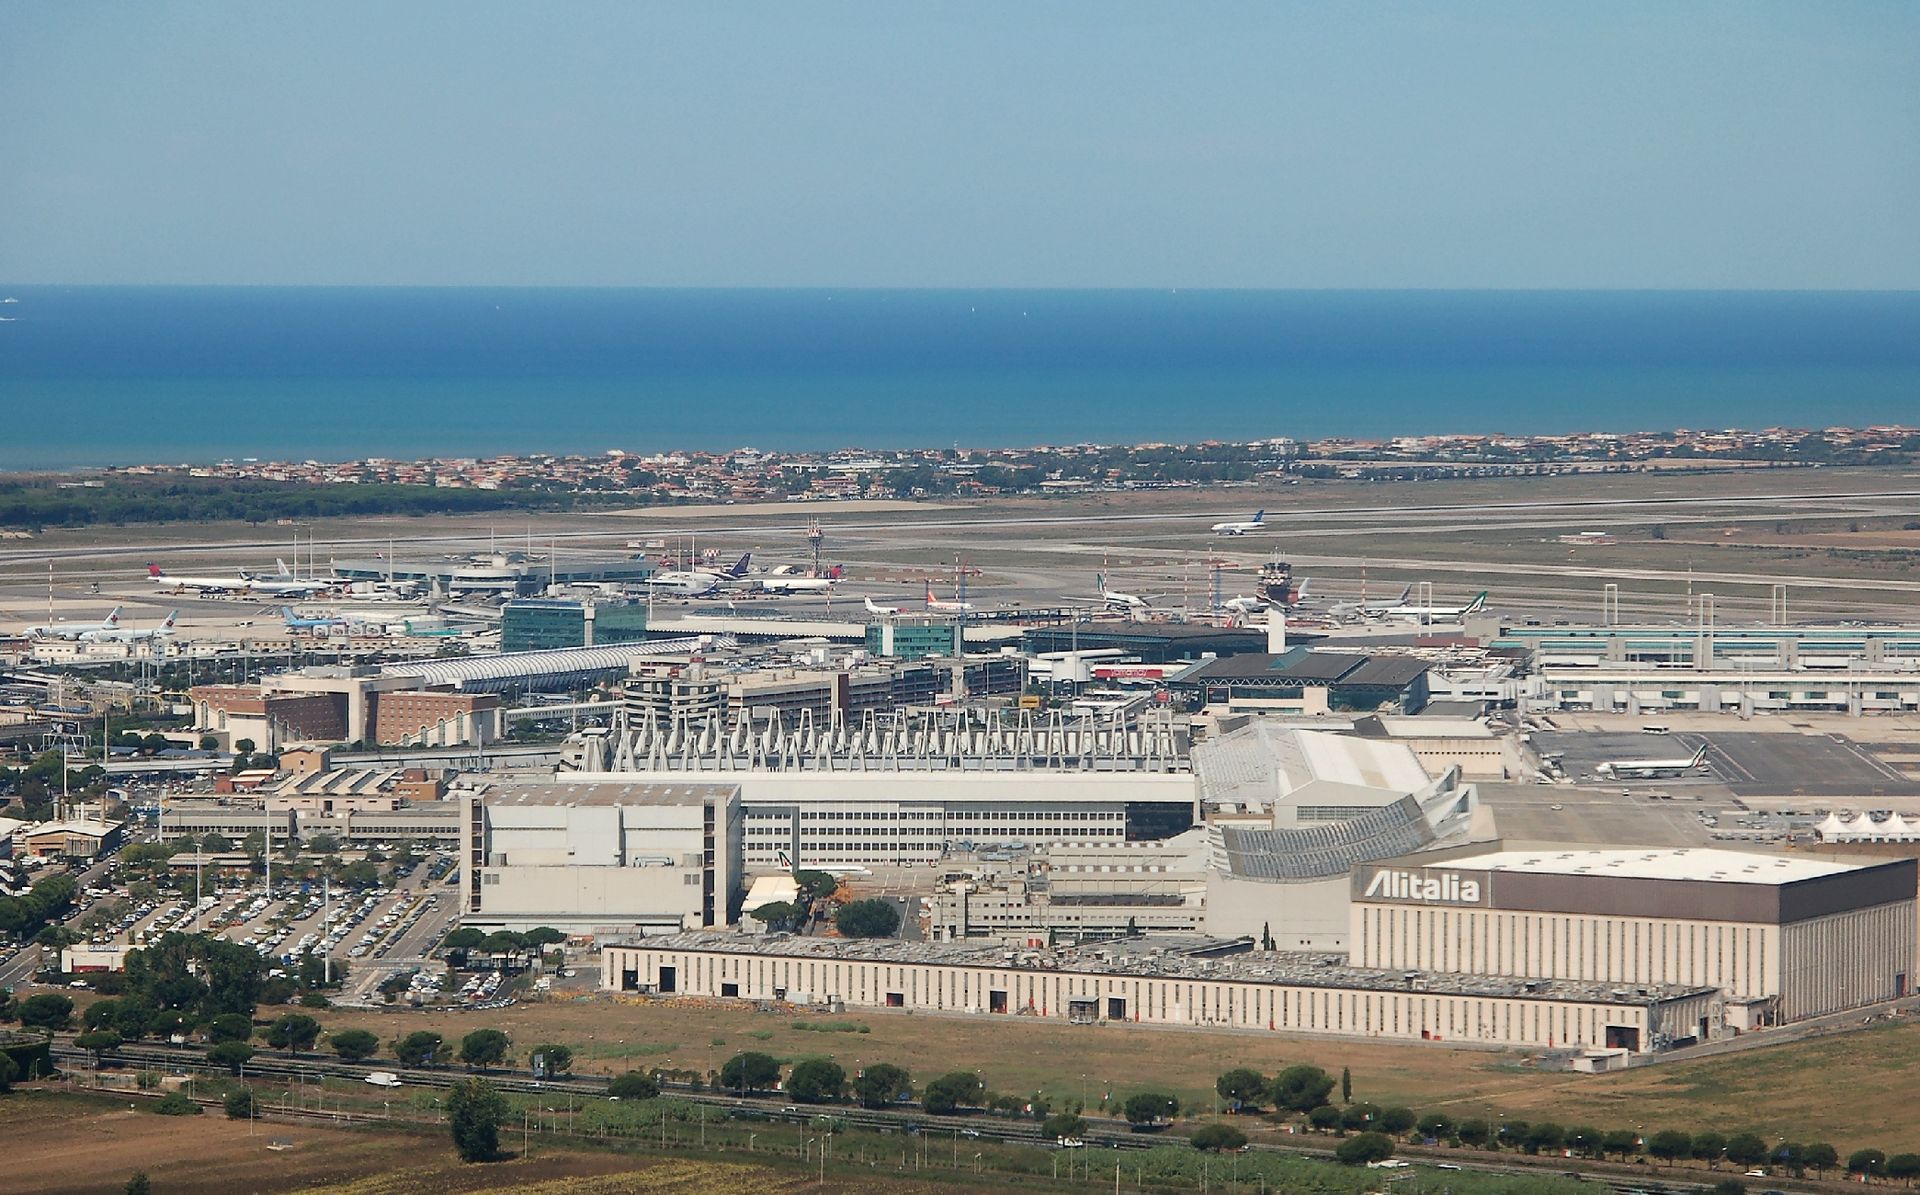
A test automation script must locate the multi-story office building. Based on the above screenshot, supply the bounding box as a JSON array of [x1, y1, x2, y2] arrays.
[[500, 599, 651, 653], [866, 617, 961, 660]]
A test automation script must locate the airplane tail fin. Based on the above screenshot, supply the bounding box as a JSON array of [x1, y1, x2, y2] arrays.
[[1253, 510, 1265, 523], [1466, 592, 1489, 613], [275, 558, 291, 576], [1692, 746, 1708, 767], [1296, 579, 1311, 600], [161, 611, 178, 630], [1397, 584, 1413, 602], [828, 564, 843, 580], [730, 553, 752, 577], [105, 606, 123, 626], [146, 564, 163, 578], [1095, 572, 1108, 596]]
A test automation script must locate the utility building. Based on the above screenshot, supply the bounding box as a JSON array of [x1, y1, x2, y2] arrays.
[[460, 780, 743, 935]]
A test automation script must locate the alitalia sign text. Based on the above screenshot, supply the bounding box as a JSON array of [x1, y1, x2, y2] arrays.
[[1363, 869, 1483, 903]]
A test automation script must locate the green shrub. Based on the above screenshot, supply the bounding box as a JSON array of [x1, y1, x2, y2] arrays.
[[153, 1090, 202, 1116]]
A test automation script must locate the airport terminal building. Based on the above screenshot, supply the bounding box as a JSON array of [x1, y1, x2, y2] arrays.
[[1349, 848, 1917, 1025]]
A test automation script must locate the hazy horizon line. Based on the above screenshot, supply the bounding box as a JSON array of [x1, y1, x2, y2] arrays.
[[7, 283, 1920, 295]]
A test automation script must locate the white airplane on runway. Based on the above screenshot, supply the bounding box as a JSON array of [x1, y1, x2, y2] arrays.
[[1374, 591, 1489, 622], [1098, 576, 1152, 614], [924, 583, 974, 613], [1596, 745, 1710, 779], [146, 564, 331, 597], [1211, 509, 1267, 536], [1326, 584, 1414, 620], [647, 553, 752, 597], [750, 565, 842, 594], [27, 606, 123, 639], [864, 595, 902, 616], [83, 610, 178, 642]]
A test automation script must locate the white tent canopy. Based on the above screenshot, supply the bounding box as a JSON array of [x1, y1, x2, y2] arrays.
[[1816, 812, 1920, 842]]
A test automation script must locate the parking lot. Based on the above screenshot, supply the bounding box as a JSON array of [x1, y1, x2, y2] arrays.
[[76, 848, 458, 975]]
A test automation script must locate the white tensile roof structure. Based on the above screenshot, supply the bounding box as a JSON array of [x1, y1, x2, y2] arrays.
[[1817, 812, 1920, 842]]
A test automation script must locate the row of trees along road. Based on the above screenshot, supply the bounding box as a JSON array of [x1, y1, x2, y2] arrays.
[[1211, 1064, 1909, 1180]]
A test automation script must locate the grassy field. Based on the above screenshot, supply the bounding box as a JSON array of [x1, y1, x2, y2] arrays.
[[302, 994, 1920, 1153]]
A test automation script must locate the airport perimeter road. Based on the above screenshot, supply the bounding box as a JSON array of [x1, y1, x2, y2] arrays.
[[0, 858, 116, 988]]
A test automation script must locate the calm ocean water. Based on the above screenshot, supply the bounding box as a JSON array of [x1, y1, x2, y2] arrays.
[[1, 287, 1916, 470]]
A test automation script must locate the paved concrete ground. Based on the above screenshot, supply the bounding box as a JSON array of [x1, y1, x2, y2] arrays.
[[1475, 781, 1717, 847], [1535, 725, 1920, 803], [1534, 729, 1722, 783]]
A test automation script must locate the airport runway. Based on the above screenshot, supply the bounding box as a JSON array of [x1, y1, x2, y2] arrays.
[[7, 480, 1920, 633], [5, 484, 1920, 570]]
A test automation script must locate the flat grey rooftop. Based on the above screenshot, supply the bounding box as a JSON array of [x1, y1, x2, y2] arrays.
[[613, 931, 1715, 1006]]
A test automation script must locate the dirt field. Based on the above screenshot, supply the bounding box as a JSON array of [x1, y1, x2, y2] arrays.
[[307, 993, 1920, 1151], [0, 1092, 442, 1195], [0, 1091, 976, 1195]]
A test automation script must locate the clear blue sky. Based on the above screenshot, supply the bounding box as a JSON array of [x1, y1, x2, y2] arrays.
[[3, 2, 1915, 288]]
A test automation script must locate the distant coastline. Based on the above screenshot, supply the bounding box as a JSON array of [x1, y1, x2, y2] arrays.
[[0, 424, 1912, 532]]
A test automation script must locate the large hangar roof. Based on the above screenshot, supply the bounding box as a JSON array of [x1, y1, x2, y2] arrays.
[[1444, 847, 1854, 886], [380, 635, 730, 692], [1194, 723, 1430, 804], [1215, 797, 1436, 881]]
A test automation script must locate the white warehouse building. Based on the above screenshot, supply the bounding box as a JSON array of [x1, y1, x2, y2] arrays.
[[600, 932, 1723, 1057]]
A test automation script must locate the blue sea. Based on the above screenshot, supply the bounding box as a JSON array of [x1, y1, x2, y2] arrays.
[[1, 287, 1916, 470]]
